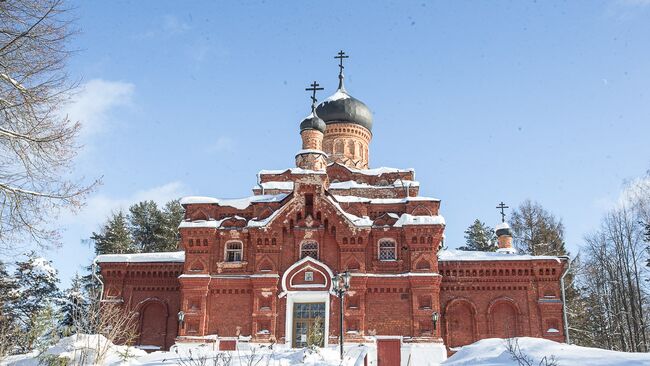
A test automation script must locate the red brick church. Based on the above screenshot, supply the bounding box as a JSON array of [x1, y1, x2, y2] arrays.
[[96, 53, 569, 355]]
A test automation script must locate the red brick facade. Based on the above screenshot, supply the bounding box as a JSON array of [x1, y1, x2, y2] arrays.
[[96, 80, 568, 352]]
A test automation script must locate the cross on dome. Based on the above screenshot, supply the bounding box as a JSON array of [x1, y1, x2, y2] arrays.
[[305, 80, 324, 112], [496, 201, 509, 223], [334, 50, 349, 90]]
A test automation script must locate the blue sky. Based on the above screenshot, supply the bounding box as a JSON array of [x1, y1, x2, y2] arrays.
[[33, 1, 650, 287]]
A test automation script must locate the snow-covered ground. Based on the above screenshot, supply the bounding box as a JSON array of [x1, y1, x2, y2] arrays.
[[443, 337, 650, 366], [1, 334, 369, 366], [3, 335, 650, 366]]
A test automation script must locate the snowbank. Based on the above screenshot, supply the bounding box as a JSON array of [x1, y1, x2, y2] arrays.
[[1, 336, 369, 366], [2, 334, 147, 366], [443, 337, 650, 366]]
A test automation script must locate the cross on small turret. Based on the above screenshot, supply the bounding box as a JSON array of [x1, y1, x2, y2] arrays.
[[334, 50, 349, 89], [496, 201, 509, 223], [305, 81, 324, 112]]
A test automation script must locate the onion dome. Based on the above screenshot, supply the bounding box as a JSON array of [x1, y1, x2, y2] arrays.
[[299, 112, 326, 133], [316, 88, 373, 131], [495, 222, 512, 237]]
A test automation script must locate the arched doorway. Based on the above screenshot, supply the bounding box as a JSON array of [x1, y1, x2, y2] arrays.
[[445, 300, 476, 348], [139, 301, 168, 349], [489, 300, 519, 338]]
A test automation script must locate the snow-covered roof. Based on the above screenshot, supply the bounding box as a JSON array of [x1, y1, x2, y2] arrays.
[[438, 249, 562, 262], [343, 166, 414, 176], [254, 181, 294, 191], [393, 213, 445, 227], [178, 215, 248, 229], [333, 195, 440, 203], [258, 167, 327, 175], [329, 180, 419, 190], [295, 149, 327, 157], [326, 197, 373, 227], [179, 193, 288, 209], [495, 222, 510, 230], [95, 251, 185, 263]]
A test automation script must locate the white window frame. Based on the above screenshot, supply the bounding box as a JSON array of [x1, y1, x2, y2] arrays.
[[300, 241, 319, 260], [225, 240, 243, 262], [378, 238, 397, 261]]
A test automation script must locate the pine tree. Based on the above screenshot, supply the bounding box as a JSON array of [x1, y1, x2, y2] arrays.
[[510, 200, 567, 256], [0, 261, 18, 320], [8, 252, 60, 351], [159, 200, 184, 252], [91, 211, 135, 255], [129, 200, 164, 252], [459, 219, 497, 252], [59, 273, 87, 336]]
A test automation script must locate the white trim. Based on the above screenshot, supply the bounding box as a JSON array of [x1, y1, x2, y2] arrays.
[[284, 291, 331, 348], [292, 284, 326, 288], [377, 238, 397, 261], [288, 264, 328, 289], [280, 257, 334, 294], [224, 240, 243, 263]]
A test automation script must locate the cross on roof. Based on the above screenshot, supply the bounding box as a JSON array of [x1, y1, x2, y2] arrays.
[[496, 201, 509, 222], [334, 50, 349, 89], [305, 81, 324, 112]]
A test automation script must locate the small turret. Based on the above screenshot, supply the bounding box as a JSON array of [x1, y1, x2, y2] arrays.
[[296, 81, 327, 171], [495, 202, 516, 254]]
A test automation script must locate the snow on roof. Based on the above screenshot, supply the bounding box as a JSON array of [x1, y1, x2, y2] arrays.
[[326, 197, 373, 227], [254, 181, 294, 191], [258, 167, 327, 175], [179, 193, 288, 209], [344, 166, 414, 176], [333, 195, 440, 204], [329, 180, 420, 190], [96, 251, 185, 263], [393, 213, 445, 227], [295, 149, 328, 157], [438, 249, 562, 262], [323, 89, 350, 102], [495, 222, 510, 230]]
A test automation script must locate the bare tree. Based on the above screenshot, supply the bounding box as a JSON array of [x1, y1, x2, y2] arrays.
[[579, 206, 649, 352], [0, 0, 98, 250]]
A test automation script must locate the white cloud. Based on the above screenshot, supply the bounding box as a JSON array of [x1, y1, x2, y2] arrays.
[[64, 79, 135, 138], [60, 181, 188, 230], [207, 136, 236, 153]]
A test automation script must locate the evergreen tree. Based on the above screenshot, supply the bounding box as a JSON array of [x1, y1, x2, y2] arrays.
[[510, 200, 567, 256], [159, 200, 184, 251], [8, 252, 60, 351], [0, 261, 18, 320], [59, 273, 87, 336], [91, 211, 135, 255], [459, 219, 497, 252], [129, 200, 164, 252]]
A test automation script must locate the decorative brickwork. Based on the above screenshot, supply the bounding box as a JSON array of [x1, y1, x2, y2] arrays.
[[96, 77, 567, 353]]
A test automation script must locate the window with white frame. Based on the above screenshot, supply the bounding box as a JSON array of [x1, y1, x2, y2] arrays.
[[378, 239, 396, 261], [300, 241, 319, 259], [225, 241, 243, 262]]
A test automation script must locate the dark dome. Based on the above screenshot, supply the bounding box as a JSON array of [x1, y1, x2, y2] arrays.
[[299, 112, 326, 133], [316, 89, 373, 131], [496, 227, 512, 237]]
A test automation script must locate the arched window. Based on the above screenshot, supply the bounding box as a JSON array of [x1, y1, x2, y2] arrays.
[[378, 239, 396, 261], [300, 241, 319, 259], [225, 241, 243, 262]]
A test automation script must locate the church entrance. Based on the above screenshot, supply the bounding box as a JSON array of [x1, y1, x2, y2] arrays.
[[292, 302, 326, 348]]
